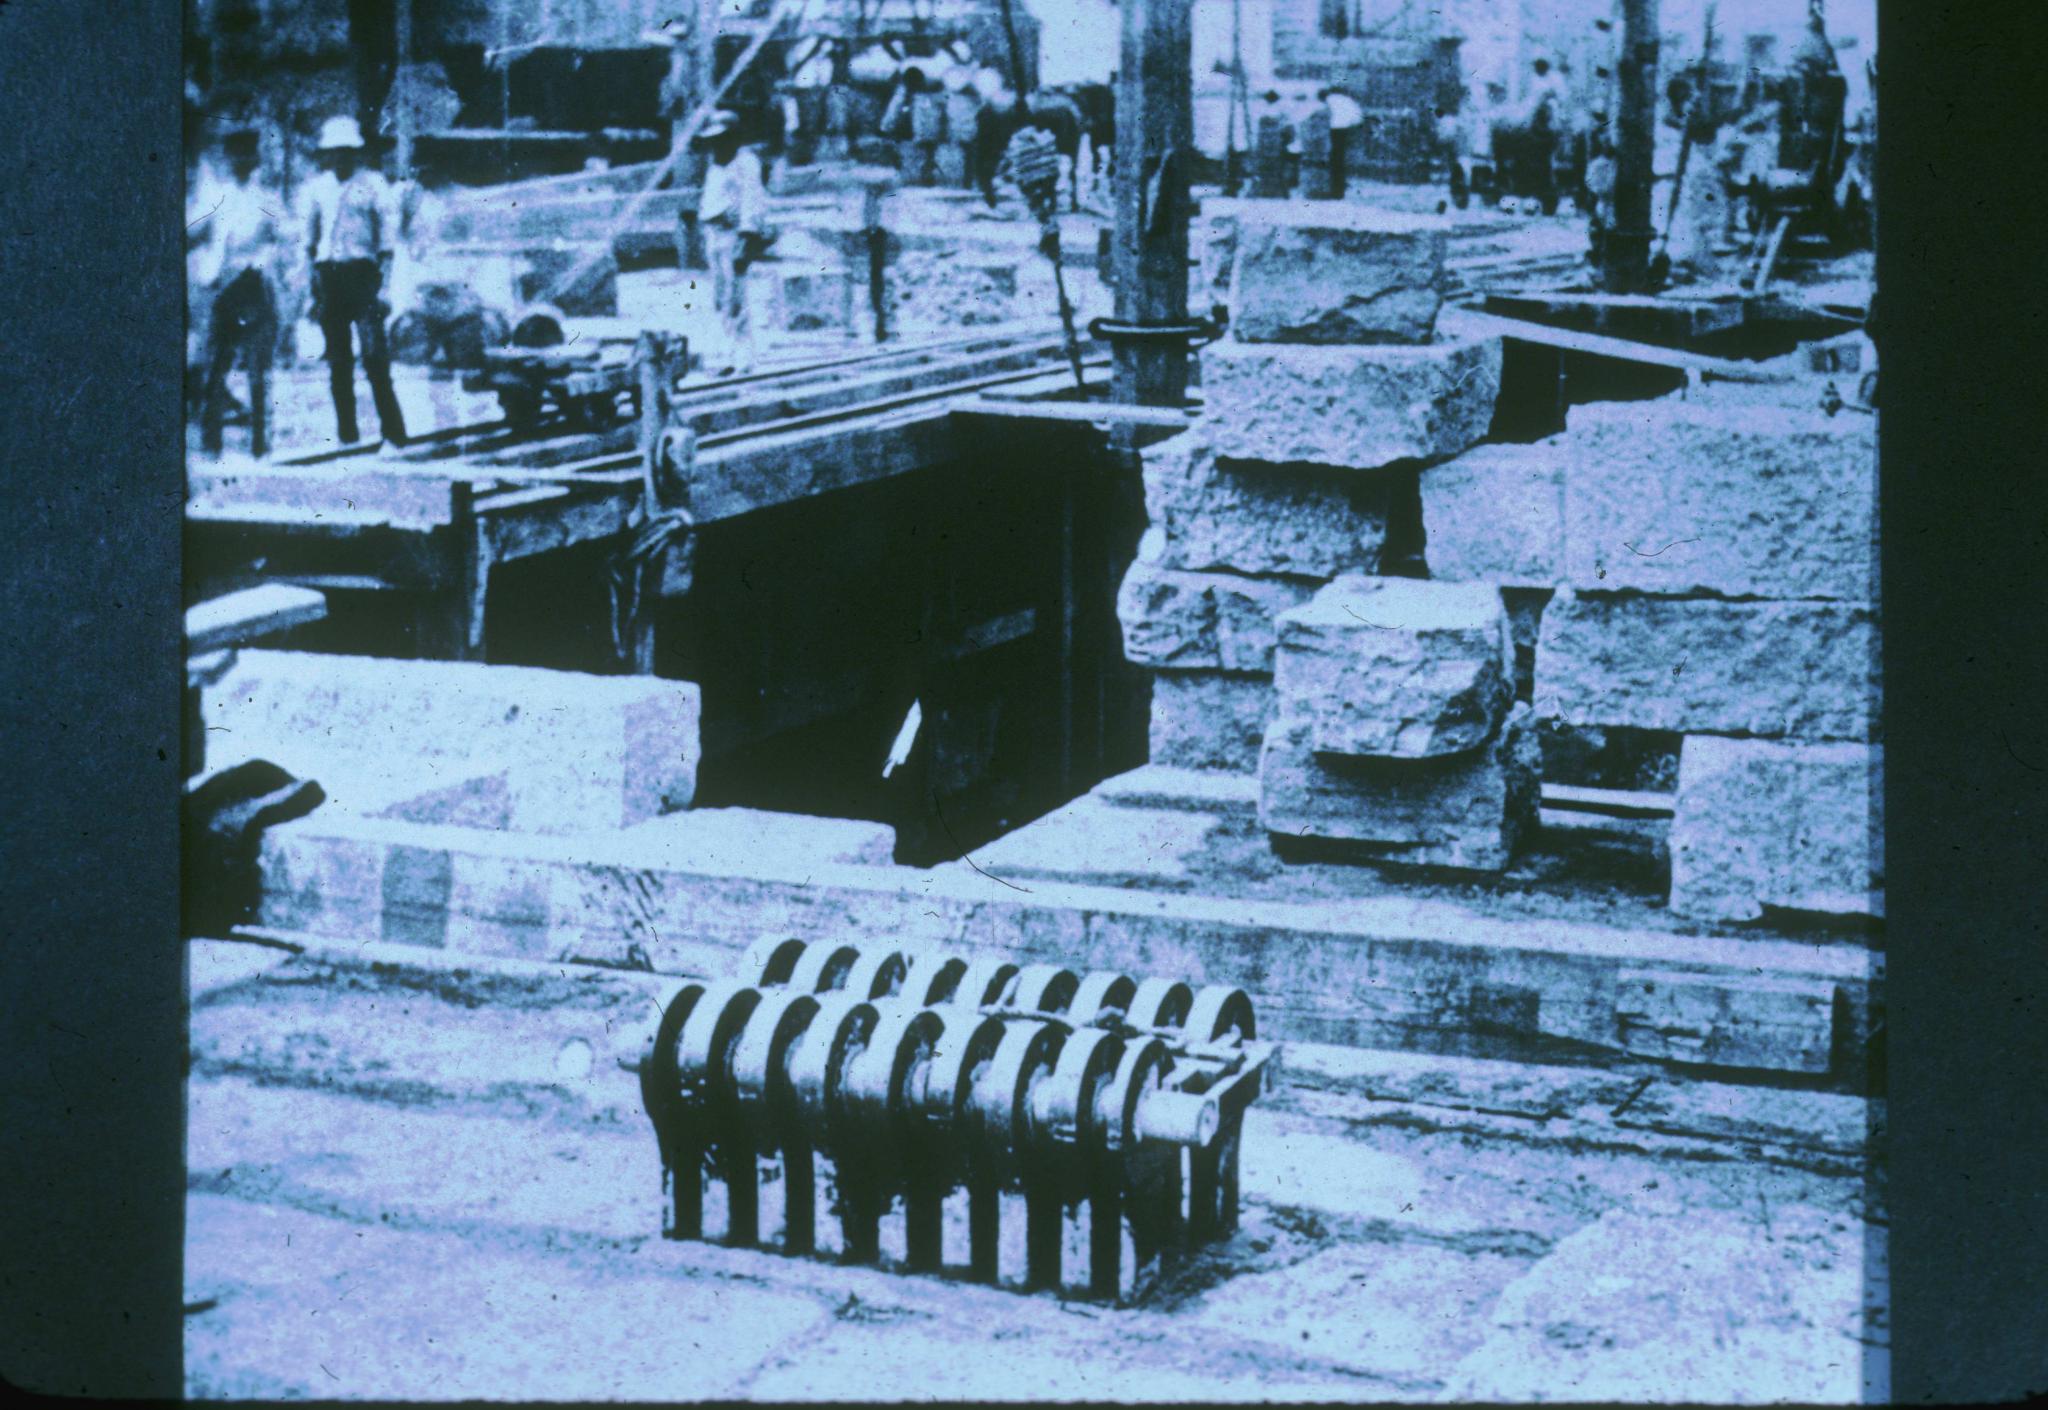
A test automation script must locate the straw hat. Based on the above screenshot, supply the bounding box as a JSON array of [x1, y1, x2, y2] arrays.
[[316, 114, 367, 151]]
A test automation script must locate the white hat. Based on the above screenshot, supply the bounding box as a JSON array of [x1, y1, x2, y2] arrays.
[[698, 108, 739, 139], [317, 114, 367, 151], [942, 65, 972, 94]]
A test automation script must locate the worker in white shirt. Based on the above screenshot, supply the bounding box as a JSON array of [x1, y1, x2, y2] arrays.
[[192, 125, 282, 458], [1318, 87, 1364, 198], [298, 115, 409, 447], [696, 110, 770, 375]]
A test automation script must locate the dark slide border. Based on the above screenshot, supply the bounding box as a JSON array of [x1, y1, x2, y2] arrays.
[[2, 0, 2045, 1401]]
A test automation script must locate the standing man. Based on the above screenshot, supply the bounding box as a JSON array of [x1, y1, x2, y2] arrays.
[[193, 125, 282, 459], [299, 114, 409, 448], [696, 110, 769, 375], [1318, 87, 1363, 198]]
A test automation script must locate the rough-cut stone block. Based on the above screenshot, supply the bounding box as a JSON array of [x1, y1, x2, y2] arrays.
[[202, 651, 700, 834], [1669, 736, 1881, 922], [1613, 969, 1839, 1072], [1228, 204, 1447, 344], [746, 265, 855, 334], [1148, 670, 1274, 774], [1202, 334, 1502, 471], [1141, 431, 1389, 578], [1535, 589, 1878, 740], [1273, 576, 1514, 759], [1562, 399, 1878, 599], [1258, 703, 1540, 871], [1117, 562, 1317, 674], [1420, 438, 1566, 585]]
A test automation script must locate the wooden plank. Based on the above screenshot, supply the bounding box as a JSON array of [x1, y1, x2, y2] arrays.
[[1540, 782, 1676, 820], [951, 398, 1195, 429], [185, 585, 328, 654], [1444, 309, 1794, 383]]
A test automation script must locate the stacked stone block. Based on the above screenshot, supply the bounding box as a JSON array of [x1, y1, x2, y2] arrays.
[[1417, 397, 1881, 921], [1118, 202, 1499, 779], [1259, 577, 1538, 872]]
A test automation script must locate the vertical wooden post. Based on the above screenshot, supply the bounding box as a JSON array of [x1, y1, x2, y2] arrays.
[[392, 0, 414, 181], [1112, 0, 1193, 409], [1607, 0, 1661, 292]]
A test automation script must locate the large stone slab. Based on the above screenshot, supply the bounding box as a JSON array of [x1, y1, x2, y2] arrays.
[[1534, 589, 1878, 741], [1117, 562, 1317, 674], [259, 804, 1876, 1061], [1140, 430, 1389, 578], [1669, 735, 1882, 923], [1562, 399, 1878, 599], [1273, 576, 1514, 759], [1258, 703, 1540, 872], [1202, 334, 1502, 471], [1227, 203, 1448, 344], [201, 651, 700, 834], [1148, 670, 1274, 775], [1613, 969, 1839, 1072], [1419, 438, 1567, 586]]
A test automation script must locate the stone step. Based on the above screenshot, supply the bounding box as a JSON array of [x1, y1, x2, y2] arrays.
[[189, 936, 1871, 1167], [255, 801, 1879, 1081]]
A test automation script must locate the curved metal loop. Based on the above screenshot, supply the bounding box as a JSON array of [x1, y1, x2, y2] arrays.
[[969, 1019, 1065, 1168], [1068, 971, 1137, 1028], [904, 951, 970, 1007], [1009, 963, 1080, 1016], [840, 946, 910, 1001], [1184, 985, 1256, 1043], [730, 988, 822, 1144], [1085, 313, 1227, 350], [786, 941, 861, 995], [740, 936, 810, 988], [1095, 1036, 1172, 1155], [674, 981, 763, 1111], [786, 993, 880, 1142], [1125, 977, 1193, 1032], [956, 957, 1021, 1008]]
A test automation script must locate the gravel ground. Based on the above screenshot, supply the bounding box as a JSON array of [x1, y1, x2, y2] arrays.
[[183, 941, 1884, 1402]]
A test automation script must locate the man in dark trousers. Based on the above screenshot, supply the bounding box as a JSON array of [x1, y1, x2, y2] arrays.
[[193, 125, 281, 458], [299, 114, 409, 447]]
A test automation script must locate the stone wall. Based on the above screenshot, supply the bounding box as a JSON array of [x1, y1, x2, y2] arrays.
[[1417, 396, 1881, 919], [1119, 201, 1498, 786]]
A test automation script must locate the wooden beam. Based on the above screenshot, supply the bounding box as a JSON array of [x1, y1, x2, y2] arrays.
[[1608, 0, 1661, 293], [1445, 309, 1794, 383], [1112, 0, 1193, 408], [184, 585, 329, 655]]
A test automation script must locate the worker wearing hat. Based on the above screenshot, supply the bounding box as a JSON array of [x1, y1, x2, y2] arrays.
[[695, 109, 768, 375], [298, 114, 409, 447], [193, 124, 282, 457]]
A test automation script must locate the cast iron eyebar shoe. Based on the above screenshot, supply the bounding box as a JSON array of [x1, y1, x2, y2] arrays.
[[626, 938, 1274, 1302]]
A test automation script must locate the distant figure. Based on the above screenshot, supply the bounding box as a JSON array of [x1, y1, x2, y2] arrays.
[[1318, 87, 1363, 197], [696, 110, 769, 375], [879, 63, 931, 142], [192, 125, 281, 458], [1252, 90, 1294, 199], [299, 115, 408, 447]]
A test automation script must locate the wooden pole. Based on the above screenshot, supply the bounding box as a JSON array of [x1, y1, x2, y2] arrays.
[[1113, 0, 1193, 408], [1606, 0, 1660, 292], [393, 0, 414, 180]]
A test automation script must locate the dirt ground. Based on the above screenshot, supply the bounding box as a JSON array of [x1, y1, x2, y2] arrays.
[[183, 940, 1885, 1403]]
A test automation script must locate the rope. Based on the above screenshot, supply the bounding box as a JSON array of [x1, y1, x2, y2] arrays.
[[523, 0, 816, 308]]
